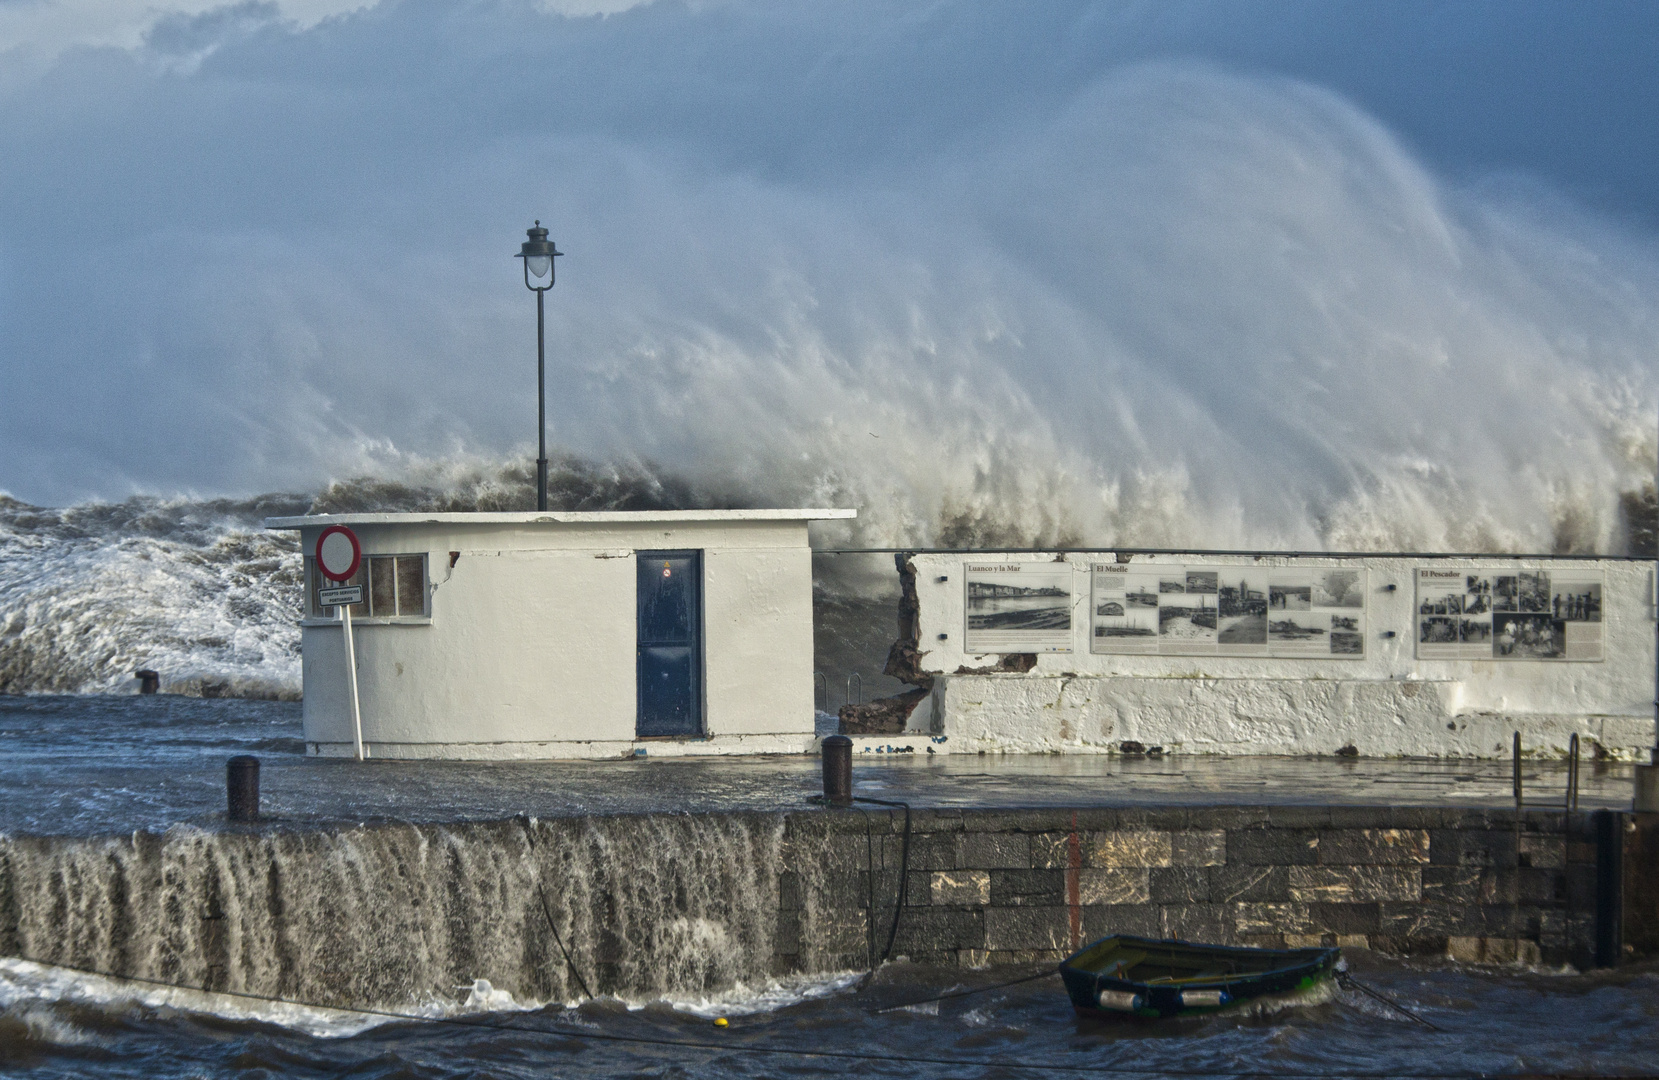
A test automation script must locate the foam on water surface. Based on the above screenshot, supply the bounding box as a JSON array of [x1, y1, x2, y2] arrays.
[[0, 957, 387, 1040], [0, 955, 870, 1045], [0, 495, 309, 698], [654, 971, 864, 1019]]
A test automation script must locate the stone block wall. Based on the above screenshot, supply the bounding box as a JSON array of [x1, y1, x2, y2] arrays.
[[2, 805, 1641, 1013], [776, 806, 1616, 973]]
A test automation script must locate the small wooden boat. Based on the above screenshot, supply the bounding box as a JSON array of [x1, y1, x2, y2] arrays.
[[1059, 935, 1340, 1019]]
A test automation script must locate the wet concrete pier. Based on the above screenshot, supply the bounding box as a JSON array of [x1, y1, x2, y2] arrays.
[[2, 696, 1655, 1018], [0, 737, 1641, 836]]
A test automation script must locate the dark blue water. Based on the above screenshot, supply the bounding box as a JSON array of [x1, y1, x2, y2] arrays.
[[4, 951, 1658, 1078]]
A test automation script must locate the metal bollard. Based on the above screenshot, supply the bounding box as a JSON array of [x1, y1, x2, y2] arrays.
[[1566, 732, 1580, 812], [227, 756, 260, 822], [135, 669, 160, 694], [1592, 808, 1624, 967], [822, 735, 852, 806]]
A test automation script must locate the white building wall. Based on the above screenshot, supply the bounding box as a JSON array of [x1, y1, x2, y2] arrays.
[[703, 547, 815, 737], [901, 552, 1658, 759], [279, 511, 843, 760]]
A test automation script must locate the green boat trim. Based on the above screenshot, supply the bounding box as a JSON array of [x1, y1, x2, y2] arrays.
[[1058, 934, 1341, 1019]]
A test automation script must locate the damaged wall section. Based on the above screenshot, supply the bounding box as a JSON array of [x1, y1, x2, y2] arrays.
[[838, 555, 1036, 736]]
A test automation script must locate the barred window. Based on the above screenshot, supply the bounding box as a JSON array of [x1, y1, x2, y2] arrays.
[[305, 554, 429, 619]]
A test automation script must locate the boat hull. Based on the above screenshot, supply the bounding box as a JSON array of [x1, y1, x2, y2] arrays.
[[1058, 934, 1340, 1019]]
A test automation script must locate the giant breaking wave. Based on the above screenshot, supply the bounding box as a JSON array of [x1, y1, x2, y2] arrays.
[[2, 452, 1653, 698], [4, 68, 1659, 697], [0, 458, 737, 697]]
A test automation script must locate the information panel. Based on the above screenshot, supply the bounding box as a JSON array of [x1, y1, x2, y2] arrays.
[[1415, 567, 1602, 661], [1090, 564, 1366, 658], [964, 562, 1073, 654]]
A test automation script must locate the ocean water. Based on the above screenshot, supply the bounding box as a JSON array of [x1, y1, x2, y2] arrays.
[[3, 947, 1657, 1078]]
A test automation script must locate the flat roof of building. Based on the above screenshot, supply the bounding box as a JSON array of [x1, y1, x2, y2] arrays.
[[264, 508, 857, 529]]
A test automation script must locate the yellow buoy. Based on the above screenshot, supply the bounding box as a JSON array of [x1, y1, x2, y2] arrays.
[[714, 1017, 728, 1028]]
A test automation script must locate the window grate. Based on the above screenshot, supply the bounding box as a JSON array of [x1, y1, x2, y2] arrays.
[[305, 553, 429, 619]]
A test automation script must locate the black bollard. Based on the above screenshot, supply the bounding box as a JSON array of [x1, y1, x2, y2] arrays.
[[227, 756, 260, 822], [135, 669, 160, 694], [1593, 809, 1624, 968], [822, 734, 852, 806]]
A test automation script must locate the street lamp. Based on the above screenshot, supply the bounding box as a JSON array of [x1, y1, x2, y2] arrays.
[[516, 220, 563, 512]]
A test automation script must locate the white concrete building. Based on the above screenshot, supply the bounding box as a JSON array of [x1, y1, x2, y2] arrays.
[[865, 552, 1659, 760], [264, 509, 853, 759]]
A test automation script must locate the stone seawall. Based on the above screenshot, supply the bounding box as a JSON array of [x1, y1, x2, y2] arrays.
[[1, 806, 1649, 1011], [782, 806, 1645, 974]]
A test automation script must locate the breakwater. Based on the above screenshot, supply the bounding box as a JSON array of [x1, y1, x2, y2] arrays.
[[1, 806, 1651, 1011]]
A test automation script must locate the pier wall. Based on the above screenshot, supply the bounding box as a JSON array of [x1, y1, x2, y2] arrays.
[[1, 807, 1650, 1012], [893, 553, 1658, 759], [785, 806, 1636, 974]]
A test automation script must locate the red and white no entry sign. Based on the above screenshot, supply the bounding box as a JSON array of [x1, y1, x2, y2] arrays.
[[316, 523, 366, 759], [316, 525, 362, 583]]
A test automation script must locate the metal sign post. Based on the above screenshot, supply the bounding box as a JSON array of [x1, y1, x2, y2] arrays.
[[316, 525, 366, 762]]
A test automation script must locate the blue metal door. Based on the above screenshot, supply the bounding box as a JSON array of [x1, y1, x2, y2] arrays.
[[636, 550, 703, 737]]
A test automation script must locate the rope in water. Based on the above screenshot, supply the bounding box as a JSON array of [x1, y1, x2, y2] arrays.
[[515, 814, 595, 1001], [0, 953, 1644, 1078], [851, 795, 913, 972], [1336, 969, 1446, 1033], [869, 967, 1057, 1013]]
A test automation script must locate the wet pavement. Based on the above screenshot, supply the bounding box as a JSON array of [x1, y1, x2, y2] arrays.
[[0, 696, 1639, 836]]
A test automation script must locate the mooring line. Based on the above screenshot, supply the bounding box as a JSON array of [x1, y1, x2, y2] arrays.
[[869, 967, 1056, 1014], [854, 796, 913, 968], [0, 953, 1645, 1079], [515, 814, 595, 1001], [848, 795, 913, 987], [1336, 969, 1445, 1032]]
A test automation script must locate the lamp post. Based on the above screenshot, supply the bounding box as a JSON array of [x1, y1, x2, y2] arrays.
[[516, 221, 563, 512]]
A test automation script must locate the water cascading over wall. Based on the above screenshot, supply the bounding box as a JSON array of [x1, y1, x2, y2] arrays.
[[0, 813, 830, 1010], [2, 805, 1644, 1005]]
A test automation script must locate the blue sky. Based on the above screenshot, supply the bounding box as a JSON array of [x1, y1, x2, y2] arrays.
[[2, 1, 1657, 550]]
